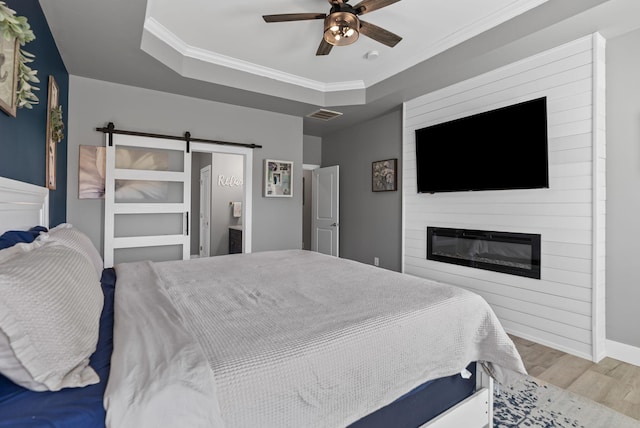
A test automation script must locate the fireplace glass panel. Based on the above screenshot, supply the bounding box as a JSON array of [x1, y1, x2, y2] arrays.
[[427, 227, 541, 279]]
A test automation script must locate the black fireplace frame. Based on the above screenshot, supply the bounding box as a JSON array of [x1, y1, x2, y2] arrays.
[[427, 227, 541, 279]]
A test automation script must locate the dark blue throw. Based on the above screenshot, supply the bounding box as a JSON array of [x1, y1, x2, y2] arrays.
[[0, 226, 48, 250]]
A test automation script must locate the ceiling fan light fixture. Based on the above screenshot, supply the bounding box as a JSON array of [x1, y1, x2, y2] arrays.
[[323, 12, 360, 46]]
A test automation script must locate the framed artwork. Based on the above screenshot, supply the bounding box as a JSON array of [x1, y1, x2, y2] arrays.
[[372, 158, 398, 192], [78, 146, 106, 199], [0, 36, 19, 117], [78, 145, 170, 200], [45, 76, 60, 190], [264, 159, 293, 197]]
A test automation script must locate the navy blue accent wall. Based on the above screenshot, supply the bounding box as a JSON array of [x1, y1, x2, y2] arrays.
[[0, 0, 68, 227]]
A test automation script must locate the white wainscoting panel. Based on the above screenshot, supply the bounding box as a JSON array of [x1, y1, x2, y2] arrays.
[[402, 34, 606, 361], [0, 177, 49, 233]]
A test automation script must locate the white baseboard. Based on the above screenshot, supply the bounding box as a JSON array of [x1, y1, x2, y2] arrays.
[[506, 327, 640, 367], [606, 340, 640, 367], [505, 328, 592, 361]]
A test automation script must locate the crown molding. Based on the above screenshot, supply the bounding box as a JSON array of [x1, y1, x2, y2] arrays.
[[143, 18, 366, 94]]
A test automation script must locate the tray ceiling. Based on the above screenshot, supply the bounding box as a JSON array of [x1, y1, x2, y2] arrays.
[[142, 0, 550, 105]]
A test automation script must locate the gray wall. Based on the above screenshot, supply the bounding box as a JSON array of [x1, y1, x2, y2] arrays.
[[67, 75, 303, 257], [303, 135, 322, 165], [322, 108, 402, 272], [606, 27, 640, 348]]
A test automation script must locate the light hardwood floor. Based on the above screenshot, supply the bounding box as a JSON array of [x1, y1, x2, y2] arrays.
[[510, 335, 640, 421]]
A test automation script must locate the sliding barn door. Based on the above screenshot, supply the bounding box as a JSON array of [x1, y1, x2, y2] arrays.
[[104, 134, 191, 268]]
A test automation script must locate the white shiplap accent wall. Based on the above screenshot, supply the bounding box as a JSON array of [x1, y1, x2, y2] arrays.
[[402, 34, 606, 361]]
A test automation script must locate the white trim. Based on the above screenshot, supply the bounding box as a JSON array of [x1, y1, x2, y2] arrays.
[[114, 169, 185, 182], [505, 327, 592, 361], [302, 164, 320, 170], [108, 135, 185, 150], [114, 203, 186, 214], [591, 32, 607, 363], [113, 235, 187, 249], [401, 102, 407, 274], [143, 18, 365, 94], [606, 340, 640, 367]]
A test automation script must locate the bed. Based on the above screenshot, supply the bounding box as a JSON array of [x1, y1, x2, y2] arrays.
[[0, 176, 526, 428]]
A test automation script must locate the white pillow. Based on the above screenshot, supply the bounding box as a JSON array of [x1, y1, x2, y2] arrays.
[[39, 223, 103, 278], [0, 240, 104, 391]]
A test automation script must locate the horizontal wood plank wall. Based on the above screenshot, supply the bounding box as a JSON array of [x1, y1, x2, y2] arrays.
[[402, 34, 605, 361]]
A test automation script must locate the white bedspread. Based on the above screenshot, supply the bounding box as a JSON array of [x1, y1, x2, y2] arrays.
[[106, 250, 525, 428]]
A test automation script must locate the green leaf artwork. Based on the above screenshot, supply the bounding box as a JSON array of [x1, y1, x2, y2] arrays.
[[0, 1, 38, 109]]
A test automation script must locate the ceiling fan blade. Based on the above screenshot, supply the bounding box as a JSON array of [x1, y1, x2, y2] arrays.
[[316, 39, 333, 56], [353, 0, 401, 15], [359, 20, 402, 47], [262, 13, 326, 23]]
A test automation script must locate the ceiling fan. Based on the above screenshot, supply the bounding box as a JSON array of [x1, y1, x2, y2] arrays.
[[263, 0, 402, 56]]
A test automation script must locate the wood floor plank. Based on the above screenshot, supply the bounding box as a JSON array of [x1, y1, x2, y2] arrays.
[[625, 386, 640, 405], [567, 369, 618, 402], [537, 353, 595, 388], [509, 335, 640, 421], [512, 337, 566, 372]]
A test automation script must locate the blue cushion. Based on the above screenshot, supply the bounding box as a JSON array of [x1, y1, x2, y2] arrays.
[[0, 226, 48, 250]]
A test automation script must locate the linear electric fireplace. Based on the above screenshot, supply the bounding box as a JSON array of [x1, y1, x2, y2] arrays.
[[427, 227, 541, 279]]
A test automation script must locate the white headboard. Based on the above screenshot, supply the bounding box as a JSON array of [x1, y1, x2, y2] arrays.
[[0, 177, 49, 234]]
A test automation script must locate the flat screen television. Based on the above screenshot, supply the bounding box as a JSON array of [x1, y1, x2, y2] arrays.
[[415, 97, 549, 194]]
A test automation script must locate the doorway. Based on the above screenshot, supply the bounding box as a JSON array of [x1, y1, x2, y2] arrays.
[[303, 164, 340, 256], [199, 165, 211, 258], [312, 165, 339, 256], [302, 165, 317, 250], [190, 144, 252, 258]]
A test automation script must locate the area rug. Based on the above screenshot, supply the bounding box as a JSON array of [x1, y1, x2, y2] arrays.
[[493, 375, 640, 427]]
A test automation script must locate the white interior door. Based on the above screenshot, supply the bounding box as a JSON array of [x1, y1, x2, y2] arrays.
[[104, 134, 191, 267], [311, 165, 339, 256], [199, 165, 211, 258]]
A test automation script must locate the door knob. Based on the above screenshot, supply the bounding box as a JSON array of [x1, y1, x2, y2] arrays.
[[330, 222, 338, 227]]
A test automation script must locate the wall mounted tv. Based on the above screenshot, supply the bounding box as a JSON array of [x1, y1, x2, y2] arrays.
[[415, 97, 549, 194]]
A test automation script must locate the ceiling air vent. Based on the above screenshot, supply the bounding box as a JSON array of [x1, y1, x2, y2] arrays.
[[306, 109, 343, 121]]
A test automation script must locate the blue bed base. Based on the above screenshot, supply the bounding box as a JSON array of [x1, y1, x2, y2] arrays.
[[349, 363, 476, 428], [0, 268, 475, 428]]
